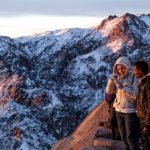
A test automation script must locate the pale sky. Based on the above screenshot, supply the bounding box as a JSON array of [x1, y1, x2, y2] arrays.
[[0, 0, 149, 38]]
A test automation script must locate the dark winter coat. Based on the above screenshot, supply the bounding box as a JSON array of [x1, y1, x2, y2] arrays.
[[136, 73, 150, 129]]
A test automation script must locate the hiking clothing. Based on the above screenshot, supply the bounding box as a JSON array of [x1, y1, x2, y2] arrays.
[[116, 112, 139, 150], [136, 73, 150, 128], [112, 57, 139, 113], [136, 73, 150, 150], [112, 57, 139, 150]]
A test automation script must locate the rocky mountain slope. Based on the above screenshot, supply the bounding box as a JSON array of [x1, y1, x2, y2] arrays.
[[0, 13, 150, 149]]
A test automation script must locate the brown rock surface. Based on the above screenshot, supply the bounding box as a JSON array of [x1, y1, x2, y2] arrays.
[[52, 100, 110, 149], [94, 137, 126, 150], [51, 100, 126, 150]]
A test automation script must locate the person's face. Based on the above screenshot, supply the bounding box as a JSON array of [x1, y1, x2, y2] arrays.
[[116, 64, 127, 77], [133, 66, 142, 78]]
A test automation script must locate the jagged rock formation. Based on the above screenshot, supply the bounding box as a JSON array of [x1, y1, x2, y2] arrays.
[[0, 13, 150, 149]]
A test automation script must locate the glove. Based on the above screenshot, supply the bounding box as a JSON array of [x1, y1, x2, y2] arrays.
[[109, 73, 119, 80], [116, 83, 124, 89], [114, 79, 124, 90]]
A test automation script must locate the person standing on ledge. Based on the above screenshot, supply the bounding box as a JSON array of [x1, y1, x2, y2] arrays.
[[112, 57, 139, 150], [134, 61, 150, 150]]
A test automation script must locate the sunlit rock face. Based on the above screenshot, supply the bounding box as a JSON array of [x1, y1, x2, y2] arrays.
[[0, 13, 150, 149]]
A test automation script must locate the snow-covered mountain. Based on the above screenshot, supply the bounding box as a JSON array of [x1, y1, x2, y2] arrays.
[[0, 13, 150, 149]]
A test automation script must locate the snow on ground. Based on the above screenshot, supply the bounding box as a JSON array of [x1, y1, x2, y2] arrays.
[[106, 39, 123, 52], [70, 46, 112, 76], [100, 17, 122, 37], [140, 15, 150, 28]]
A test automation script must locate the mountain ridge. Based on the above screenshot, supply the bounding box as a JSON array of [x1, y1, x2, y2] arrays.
[[0, 13, 150, 149]]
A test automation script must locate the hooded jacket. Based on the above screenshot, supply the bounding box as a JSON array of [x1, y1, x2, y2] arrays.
[[112, 57, 139, 113]]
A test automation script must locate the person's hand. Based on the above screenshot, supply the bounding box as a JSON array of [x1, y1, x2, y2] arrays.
[[143, 127, 149, 134], [109, 74, 114, 80]]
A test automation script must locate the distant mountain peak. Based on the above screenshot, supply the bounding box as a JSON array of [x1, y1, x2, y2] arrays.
[[95, 13, 150, 51]]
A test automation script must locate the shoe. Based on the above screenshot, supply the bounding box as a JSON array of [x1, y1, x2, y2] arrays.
[[99, 122, 104, 126], [94, 131, 101, 140], [99, 121, 111, 128]]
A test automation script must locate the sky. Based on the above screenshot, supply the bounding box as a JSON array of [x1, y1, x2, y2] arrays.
[[0, 0, 149, 38]]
